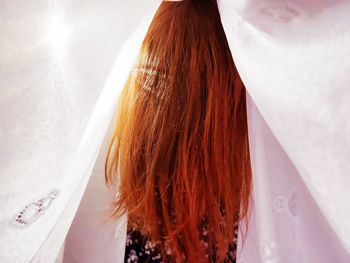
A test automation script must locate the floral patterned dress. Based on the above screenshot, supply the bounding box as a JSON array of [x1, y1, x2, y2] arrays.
[[124, 227, 237, 263]]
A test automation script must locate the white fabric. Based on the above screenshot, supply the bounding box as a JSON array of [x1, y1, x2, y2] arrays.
[[1, 0, 350, 262], [0, 1, 160, 262], [218, 0, 350, 261], [62, 123, 128, 263], [238, 96, 349, 262]]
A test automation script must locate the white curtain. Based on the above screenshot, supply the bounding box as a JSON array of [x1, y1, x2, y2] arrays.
[[1, 0, 350, 262], [218, 0, 350, 261], [0, 1, 160, 262]]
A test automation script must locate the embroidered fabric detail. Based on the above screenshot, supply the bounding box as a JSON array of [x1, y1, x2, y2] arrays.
[[13, 189, 59, 227]]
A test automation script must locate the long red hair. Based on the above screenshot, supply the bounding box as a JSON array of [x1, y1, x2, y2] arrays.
[[105, 0, 251, 261]]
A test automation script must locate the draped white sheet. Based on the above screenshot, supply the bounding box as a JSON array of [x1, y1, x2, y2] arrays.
[[0, 1, 160, 262], [218, 0, 350, 261], [1, 0, 350, 262]]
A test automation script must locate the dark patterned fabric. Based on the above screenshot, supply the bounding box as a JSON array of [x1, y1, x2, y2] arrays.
[[124, 228, 237, 263], [124, 230, 164, 263]]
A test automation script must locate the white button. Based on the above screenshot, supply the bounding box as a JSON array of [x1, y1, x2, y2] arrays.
[[259, 242, 281, 262], [274, 196, 285, 212]]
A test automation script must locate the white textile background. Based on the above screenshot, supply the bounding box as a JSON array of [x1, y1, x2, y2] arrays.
[[0, 0, 349, 262], [0, 0, 159, 262], [218, 0, 350, 261]]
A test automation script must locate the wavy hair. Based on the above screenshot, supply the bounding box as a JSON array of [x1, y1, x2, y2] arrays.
[[105, 0, 251, 261]]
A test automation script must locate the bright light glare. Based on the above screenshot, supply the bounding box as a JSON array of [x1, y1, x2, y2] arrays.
[[46, 14, 69, 59]]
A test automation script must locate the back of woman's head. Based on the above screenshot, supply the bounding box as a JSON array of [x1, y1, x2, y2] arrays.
[[105, 0, 252, 261]]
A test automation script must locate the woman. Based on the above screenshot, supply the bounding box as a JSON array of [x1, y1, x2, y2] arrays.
[[105, 0, 252, 262]]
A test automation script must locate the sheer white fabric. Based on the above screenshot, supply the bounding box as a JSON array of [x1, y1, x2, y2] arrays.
[[0, 1, 160, 262], [1, 0, 350, 262], [218, 0, 350, 261]]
